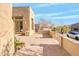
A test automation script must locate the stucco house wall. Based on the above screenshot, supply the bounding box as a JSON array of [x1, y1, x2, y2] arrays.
[[13, 7, 35, 36], [0, 4, 15, 55]]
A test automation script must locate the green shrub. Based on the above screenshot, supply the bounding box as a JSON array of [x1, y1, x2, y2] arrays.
[[51, 27, 56, 31], [14, 37, 25, 50], [15, 40, 25, 46]]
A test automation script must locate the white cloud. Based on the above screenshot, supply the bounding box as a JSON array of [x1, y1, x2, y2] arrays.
[[36, 12, 62, 17], [51, 14, 79, 19], [36, 9, 79, 17], [33, 3, 59, 7]]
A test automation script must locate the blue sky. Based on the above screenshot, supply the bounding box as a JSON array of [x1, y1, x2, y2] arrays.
[[13, 3, 79, 25]]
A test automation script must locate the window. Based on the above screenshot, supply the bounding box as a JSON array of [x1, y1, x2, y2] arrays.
[[14, 16, 23, 32], [32, 18, 34, 30], [69, 31, 79, 35], [20, 21, 23, 32], [15, 21, 23, 32]]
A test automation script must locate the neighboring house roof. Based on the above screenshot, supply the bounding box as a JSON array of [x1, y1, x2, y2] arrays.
[[71, 23, 79, 30]]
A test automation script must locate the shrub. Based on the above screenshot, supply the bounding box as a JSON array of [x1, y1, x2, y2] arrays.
[[14, 37, 25, 50], [51, 25, 71, 34], [51, 27, 56, 31], [15, 40, 25, 46]]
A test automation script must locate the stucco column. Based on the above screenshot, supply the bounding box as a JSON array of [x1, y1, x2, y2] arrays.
[[60, 36, 63, 48], [33, 18, 35, 31], [13, 17, 15, 33]]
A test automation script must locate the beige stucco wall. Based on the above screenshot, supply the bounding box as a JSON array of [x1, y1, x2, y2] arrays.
[[49, 31, 79, 56], [0, 4, 15, 56], [13, 7, 35, 36], [61, 37, 79, 56], [29, 7, 35, 35]]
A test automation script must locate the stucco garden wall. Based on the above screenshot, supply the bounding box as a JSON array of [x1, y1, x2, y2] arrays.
[[49, 31, 79, 56], [0, 4, 15, 56], [61, 36, 79, 56]]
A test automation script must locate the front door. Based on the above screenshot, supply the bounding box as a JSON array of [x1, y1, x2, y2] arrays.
[[15, 20, 23, 33]]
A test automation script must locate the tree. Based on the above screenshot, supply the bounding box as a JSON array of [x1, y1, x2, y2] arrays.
[[51, 25, 71, 34], [62, 25, 71, 33], [38, 18, 50, 31]]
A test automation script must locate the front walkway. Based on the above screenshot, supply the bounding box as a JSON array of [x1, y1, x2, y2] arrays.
[[15, 33, 70, 56]]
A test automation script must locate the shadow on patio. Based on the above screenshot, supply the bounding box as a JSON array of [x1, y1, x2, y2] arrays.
[[39, 44, 70, 56], [42, 33, 51, 38]]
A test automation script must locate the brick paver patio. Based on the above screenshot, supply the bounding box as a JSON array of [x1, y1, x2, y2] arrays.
[[15, 33, 70, 56]]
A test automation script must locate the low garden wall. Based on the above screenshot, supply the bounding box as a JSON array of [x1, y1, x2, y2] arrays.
[[49, 31, 79, 56], [49, 31, 57, 39], [49, 31, 61, 42], [61, 36, 79, 56]]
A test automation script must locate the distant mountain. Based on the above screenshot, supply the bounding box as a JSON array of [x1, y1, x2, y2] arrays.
[[70, 23, 79, 30]]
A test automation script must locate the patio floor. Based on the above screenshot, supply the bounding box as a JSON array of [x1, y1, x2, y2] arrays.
[[15, 33, 70, 56]]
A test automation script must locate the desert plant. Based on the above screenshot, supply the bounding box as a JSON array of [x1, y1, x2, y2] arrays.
[[14, 37, 25, 50], [61, 25, 71, 33], [15, 40, 25, 46], [51, 25, 71, 34], [51, 27, 56, 31]]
